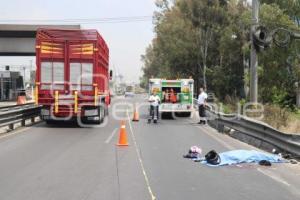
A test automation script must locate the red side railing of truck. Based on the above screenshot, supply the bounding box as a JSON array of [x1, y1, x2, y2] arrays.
[[35, 29, 109, 117]]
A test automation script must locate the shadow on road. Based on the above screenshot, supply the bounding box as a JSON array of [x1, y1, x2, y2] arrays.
[[35, 121, 81, 128]]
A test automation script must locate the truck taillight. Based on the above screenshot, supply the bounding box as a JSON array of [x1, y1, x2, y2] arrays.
[[74, 91, 78, 113], [35, 86, 38, 105], [94, 86, 98, 106], [35, 82, 40, 105], [54, 91, 59, 113]]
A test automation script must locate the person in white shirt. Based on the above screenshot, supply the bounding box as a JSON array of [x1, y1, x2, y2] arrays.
[[148, 91, 161, 123], [198, 87, 208, 124]]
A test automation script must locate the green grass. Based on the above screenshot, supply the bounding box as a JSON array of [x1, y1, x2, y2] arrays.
[[220, 104, 233, 114], [291, 109, 300, 120]]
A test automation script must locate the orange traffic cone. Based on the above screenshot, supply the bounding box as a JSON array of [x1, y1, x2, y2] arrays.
[[117, 121, 129, 146], [17, 96, 26, 105], [132, 107, 139, 122]]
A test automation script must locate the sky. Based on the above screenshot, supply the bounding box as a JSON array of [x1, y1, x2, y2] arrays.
[[0, 0, 157, 83]]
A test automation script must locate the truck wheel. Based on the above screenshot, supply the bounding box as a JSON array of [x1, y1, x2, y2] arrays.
[[100, 106, 105, 123], [161, 112, 173, 119], [183, 112, 192, 117], [105, 105, 109, 116], [45, 120, 56, 125], [92, 106, 104, 124], [175, 112, 191, 117]]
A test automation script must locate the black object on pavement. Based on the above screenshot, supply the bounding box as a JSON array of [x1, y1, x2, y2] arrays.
[[258, 160, 272, 166], [205, 150, 221, 165], [183, 152, 199, 159], [290, 159, 298, 164]]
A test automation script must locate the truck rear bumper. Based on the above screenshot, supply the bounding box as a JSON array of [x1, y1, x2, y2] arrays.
[[42, 115, 100, 121], [40, 105, 101, 120], [159, 103, 193, 112]]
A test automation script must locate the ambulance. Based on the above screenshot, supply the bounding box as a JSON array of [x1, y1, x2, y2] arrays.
[[148, 78, 194, 116]]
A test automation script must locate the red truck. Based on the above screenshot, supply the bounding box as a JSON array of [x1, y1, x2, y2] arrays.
[[35, 29, 110, 125]]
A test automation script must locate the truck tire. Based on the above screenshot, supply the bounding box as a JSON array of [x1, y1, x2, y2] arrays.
[[104, 105, 109, 116], [175, 112, 191, 117], [99, 106, 105, 123], [182, 112, 192, 117], [161, 112, 173, 119], [93, 107, 102, 125], [45, 120, 56, 125], [82, 106, 103, 125], [92, 106, 105, 125]]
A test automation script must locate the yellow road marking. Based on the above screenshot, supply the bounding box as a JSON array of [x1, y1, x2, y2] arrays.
[[126, 109, 156, 200]]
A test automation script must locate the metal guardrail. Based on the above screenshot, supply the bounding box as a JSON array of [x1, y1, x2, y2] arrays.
[[0, 103, 36, 112], [0, 103, 41, 131], [193, 98, 300, 157]]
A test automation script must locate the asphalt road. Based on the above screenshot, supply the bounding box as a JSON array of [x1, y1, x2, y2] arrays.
[[0, 95, 299, 200]]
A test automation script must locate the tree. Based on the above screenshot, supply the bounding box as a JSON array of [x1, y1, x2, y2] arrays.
[[177, 0, 228, 89], [141, 0, 300, 108], [261, 0, 300, 26]]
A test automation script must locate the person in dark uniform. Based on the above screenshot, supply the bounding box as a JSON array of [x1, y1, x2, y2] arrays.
[[197, 87, 208, 124]]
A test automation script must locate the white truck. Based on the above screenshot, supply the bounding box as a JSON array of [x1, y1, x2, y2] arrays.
[[149, 78, 194, 116], [125, 85, 135, 97]]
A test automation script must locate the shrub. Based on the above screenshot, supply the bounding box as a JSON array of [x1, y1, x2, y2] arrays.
[[263, 104, 290, 129]]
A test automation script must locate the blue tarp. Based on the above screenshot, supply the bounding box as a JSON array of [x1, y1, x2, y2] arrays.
[[200, 150, 286, 166]]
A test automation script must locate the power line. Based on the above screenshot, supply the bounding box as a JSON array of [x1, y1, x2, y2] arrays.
[[0, 16, 152, 22], [0, 16, 153, 24]]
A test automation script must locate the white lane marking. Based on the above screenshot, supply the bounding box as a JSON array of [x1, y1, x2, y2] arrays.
[[257, 168, 291, 187], [126, 109, 156, 200], [0, 127, 32, 140], [105, 128, 118, 144]]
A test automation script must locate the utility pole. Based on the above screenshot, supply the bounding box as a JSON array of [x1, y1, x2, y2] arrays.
[[250, 0, 259, 103]]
